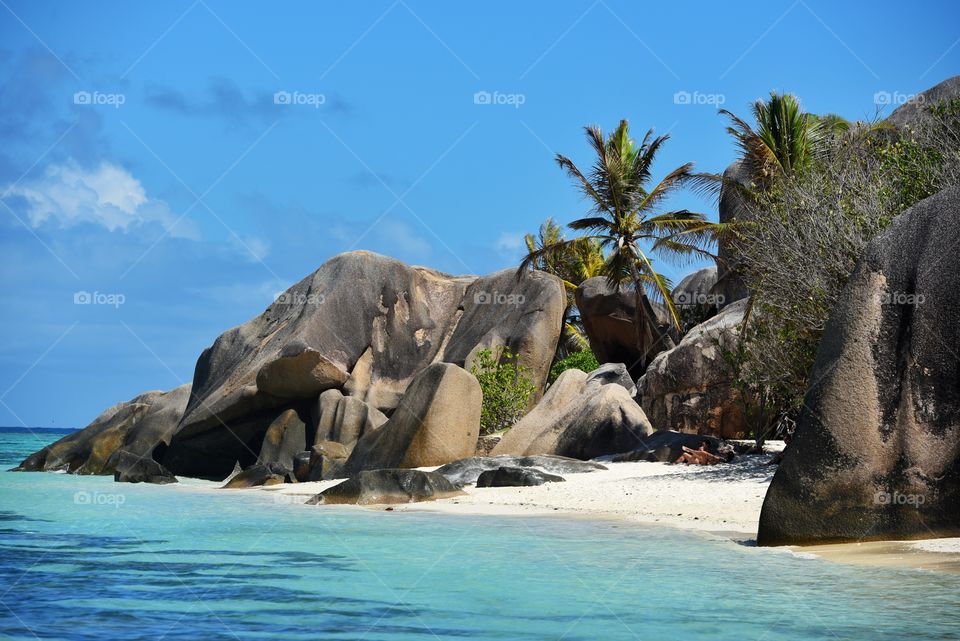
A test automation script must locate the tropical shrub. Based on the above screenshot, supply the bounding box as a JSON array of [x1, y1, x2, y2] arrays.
[[470, 347, 537, 435], [548, 349, 599, 384], [724, 98, 960, 436]]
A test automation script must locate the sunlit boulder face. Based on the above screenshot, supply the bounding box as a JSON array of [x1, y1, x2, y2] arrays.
[[758, 186, 960, 546], [160, 251, 565, 479], [14, 385, 189, 479], [16, 252, 565, 482], [886, 75, 960, 129]]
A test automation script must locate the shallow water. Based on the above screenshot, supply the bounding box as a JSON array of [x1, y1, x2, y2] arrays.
[[1, 428, 958, 640]]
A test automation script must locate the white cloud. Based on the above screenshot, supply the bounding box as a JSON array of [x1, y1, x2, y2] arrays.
[[3, 159, 196, 238], [494, 231, 525, 258], [228, 234, 272, 262]]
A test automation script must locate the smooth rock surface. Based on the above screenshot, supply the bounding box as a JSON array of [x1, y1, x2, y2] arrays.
[[476, 466, 565, 487], [759, 186, 960, 546], [307, 469, 463, 505], [257, 409, 307, 471], [584, 363, 636, 396], [111, 451, 178, 484], [221, 463, 288, 489], [714, 160, 752, 307], [887, 75, 960, 129], [162, 252, 563, 480], [637, 300, 748, 438], [434, 454, 606, 486], [344, 363, 482, 473], [14, 385, 190, 475], [493, 366, 653, 459], [313, 389, 387, 448]]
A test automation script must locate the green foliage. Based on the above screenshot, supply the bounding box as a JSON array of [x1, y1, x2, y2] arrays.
[[519, 119, 727, 373], [548, 349, 599, 384], [720, 92, 828, 188], [470, 347, 537, 435], [524, 218, 604, 353], [723, 97, 960, 428]]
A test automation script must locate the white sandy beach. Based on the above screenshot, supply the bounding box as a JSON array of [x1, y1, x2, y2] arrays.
[[264, 443, 783, 538], [256, 441, 960, 571]]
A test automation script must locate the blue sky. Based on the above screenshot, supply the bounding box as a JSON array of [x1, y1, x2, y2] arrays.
[[1, 0, 957, 428]]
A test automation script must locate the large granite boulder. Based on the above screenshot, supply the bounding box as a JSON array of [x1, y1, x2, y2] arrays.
[[758, 186, 960, 546], [492, 366, 653, 459], [886, 75, 960, 129], [584, 363, 636, 396], [112, 451, 177, 484], [14, 384, 190, 476], [673, 266, 721, 326], [313, 389, 387, 448], [307, 469, 463, 505], [344, 363, 482, 473], [714, 160, 753, 308], [476, 466, 565, 487], [435, 454, 606, 486], [637, 300, 748, 438], [257, 409, 307, 471], [575, 277, 673, 379], [160, 252, 563, 480], [221, 463, 288, 489]]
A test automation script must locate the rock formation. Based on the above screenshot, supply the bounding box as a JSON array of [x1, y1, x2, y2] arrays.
[[476, 466, 565, 487], [160, 252, 563, 479], [344, 363, 482, 473], [493, 365, 653, 459], [637, 300, 748, 438], [307, 469, 463, 505], [713, 160, 753, 307], [434, 454, 606, 486], [574, 277, 673, 379], [758, 186, 960, 545], [14, 384, 190, 476]]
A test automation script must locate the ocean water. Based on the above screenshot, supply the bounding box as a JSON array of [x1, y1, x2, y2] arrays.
[[1, 428, 958, 641]]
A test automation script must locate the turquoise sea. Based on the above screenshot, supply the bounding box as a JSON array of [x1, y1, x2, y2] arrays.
[[1, 427, 959, 641]]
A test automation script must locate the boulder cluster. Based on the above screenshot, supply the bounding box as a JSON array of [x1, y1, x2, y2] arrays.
[[15, 246, 747, 492], [18, 77, 960, 547]]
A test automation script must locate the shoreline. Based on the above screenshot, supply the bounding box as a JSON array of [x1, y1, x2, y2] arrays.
[[257, 447, 960, 574]]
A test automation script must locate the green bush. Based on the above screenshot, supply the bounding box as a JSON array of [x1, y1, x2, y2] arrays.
[[470, 347, 536, 435], [725, 98, 960, 439], [548, 349, 599, 384]]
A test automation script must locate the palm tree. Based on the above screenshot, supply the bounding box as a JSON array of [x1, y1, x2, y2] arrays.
[[523, 217, 604, 352], [720, 92, 826, 189], [519, 119, 724, 372]]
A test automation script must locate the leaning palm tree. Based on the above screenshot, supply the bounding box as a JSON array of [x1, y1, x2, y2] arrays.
[[523, 217, 604, 351], [720, 92, 826, 189], [519, 119, 725, 372]]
